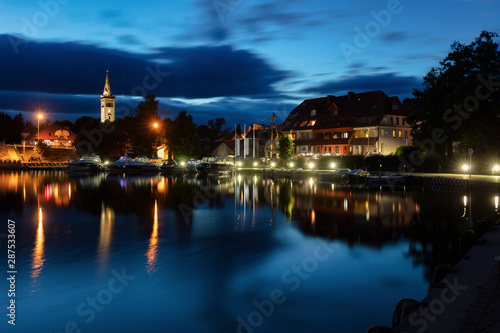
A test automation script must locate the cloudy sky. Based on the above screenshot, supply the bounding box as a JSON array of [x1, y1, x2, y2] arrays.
[[0, 0, 499, 126]]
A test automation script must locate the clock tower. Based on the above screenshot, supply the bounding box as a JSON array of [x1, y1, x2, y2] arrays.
[[100, 68, 115, 122]]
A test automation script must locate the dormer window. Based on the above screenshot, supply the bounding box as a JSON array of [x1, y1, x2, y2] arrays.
[[300, 120, 308, 127], [392, 104, 400, 110], [308, 120, 316, 126], [310, 109, 316, 116]]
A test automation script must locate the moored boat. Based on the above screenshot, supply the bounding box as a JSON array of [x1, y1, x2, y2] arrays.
[[142, 158, 163, 173], [196, 156, 236, 177], [124, 156, 148, 174], [67, 154, 104, 174], [107, 155, 133, 174]]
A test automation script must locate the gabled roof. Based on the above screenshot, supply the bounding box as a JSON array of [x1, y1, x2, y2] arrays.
[[27, 124, 77, 141], [281, 91, 406, 131]]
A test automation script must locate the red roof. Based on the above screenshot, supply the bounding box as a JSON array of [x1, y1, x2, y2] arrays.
[[28, 124, 77, 142]]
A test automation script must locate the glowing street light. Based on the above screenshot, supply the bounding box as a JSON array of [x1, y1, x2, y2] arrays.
[[461, 164, 469, 172], [330, 163, 336, 169], [271, 162, 275, 168], [493, 165, 500, 174], [308, 163, 315, 169], [289, 162, 294, 168], [37, 113, 43, 145]]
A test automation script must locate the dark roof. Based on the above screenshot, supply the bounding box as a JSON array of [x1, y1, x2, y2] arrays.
[[27, 124, 77, 141], [281, 91, 406, 131]]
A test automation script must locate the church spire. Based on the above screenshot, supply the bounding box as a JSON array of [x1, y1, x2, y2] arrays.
[[103, 67, 112, 97]]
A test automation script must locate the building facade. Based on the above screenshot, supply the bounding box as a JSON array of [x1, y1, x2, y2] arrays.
[[100, 68, 115, 122], [280, 91, 412, 156]]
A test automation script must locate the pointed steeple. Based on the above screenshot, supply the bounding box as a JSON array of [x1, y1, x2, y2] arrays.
[[103, 67, 112, 97]]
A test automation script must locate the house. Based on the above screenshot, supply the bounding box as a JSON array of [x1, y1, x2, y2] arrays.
[[280, 91, 412, 156], [26, 124, 77, 147]]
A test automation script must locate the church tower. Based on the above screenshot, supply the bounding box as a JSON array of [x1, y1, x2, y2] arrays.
[[100, 68, 115, 122]]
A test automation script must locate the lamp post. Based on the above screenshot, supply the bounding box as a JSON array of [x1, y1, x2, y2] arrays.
[[37, 113, 43, 145]]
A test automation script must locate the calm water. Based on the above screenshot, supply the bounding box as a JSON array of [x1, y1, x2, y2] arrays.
[[1, 171, 499, 333]]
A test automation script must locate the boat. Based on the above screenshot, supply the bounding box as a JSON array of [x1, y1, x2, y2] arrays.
[[67, 154, 104, 174], [364, 174, 408, 188], [107, 155, 133, 174], [124, 156, 149, 174], [160, 160, 177, 175], [196, 156, 236, 177], [142, 158, 163, 173], [318, 168, 352, 182]]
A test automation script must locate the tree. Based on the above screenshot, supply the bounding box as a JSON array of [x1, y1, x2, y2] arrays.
[[166, 111, 202, 160], [407, 31, 500, 161], [278, 134, 294, 161], [131, 94, 161, 156]]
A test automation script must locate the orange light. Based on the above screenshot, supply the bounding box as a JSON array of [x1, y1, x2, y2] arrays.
[[38, 114, 43, 119], [153, 123, 159, 129]]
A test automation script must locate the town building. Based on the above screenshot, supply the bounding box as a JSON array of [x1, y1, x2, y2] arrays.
[[100, 68, 115, 122], [27, 124, 77, 147], [280, 91, 412, 156]]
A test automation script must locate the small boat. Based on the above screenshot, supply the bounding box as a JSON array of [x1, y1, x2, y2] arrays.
[[160, 160, 177, 175], [365, 174, 407, 188], [196, 156, 236, 177], [107, 155, 133, 174], [142, 158, 163, 173], [67, 154, 104, 174], [318, 168, 352, 182], [124, 156, 149, 174]]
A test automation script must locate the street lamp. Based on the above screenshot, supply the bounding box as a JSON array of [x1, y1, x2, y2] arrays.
[[37, 113, 43, 145]]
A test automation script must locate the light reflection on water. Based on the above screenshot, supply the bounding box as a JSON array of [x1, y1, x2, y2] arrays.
[[0, 170, 499, 333]]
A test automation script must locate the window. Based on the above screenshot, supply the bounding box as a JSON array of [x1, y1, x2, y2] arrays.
[[390, 117, 394, 125], [332, 110, 337, 115], [402, 118, 406, 125], [396, 117, 399, 125], [392, 104, 399, 110], [300, 120, 308, 127], [405, 131, 408, 138], [392, 130, 396, 138], [335, 146, 339, 154], [308, 120, 316, 126], [398, 131, 402, 138], [310, 109, 316, 116], [342, 132, 348, 138], [333, 133, 339, 138], [301, 146, 306, 152], [381, 129, 385, 137]]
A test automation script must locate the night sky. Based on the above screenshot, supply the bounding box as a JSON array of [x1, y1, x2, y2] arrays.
[[0, 0, 499, 126]]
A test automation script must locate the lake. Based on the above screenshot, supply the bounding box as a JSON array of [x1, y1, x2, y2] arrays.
[[1, 171, 499, 333]]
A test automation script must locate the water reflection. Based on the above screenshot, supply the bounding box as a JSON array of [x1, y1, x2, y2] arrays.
[[31, 205, 45, 292], [146, 200, 159, 274], [97, 203, 115, 274]]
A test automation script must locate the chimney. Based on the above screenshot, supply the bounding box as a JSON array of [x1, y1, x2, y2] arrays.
[[327, 95, 335, 104], [347, 91, 355, 101]]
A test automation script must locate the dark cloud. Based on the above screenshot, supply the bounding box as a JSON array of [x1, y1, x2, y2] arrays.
[[117, 34, 141, 46], [382, 31, 411, 43], [303, 73, 422, 98], [0, 34, 287, 99]]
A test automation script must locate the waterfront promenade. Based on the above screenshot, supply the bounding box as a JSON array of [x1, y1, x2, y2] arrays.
[[395, 221, 500, 333]]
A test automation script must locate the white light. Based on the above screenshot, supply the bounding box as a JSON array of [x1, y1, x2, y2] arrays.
[[237, 162, 242, 167], [253, 162, 258, 167], [330, 163, 336, 169], [493, 165, 500, 172], [308, 163, 314, 169], [462, 164, 469, 172], [180, 161, 186, 166], [271, 162, 275, 167], [495, 196, 499, 210], [289, 162, 294, 168]]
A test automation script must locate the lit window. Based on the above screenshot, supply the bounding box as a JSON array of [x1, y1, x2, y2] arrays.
[[381, 129, 385, 137], [308, 120, 316, 126], [398, 131, 402, 138], [392, 131, 396, 138], [300, 121, 308, 126]]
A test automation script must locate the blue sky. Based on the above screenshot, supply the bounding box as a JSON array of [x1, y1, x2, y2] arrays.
[[0, 0, 499, 127]]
